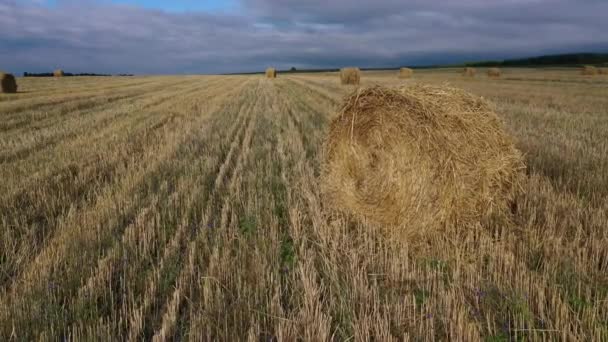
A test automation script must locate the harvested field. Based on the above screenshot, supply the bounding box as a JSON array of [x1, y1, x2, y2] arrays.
[[1, 69, 607, 340]]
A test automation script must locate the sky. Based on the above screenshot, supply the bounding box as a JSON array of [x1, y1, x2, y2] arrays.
[[1, 0, 607, 75]]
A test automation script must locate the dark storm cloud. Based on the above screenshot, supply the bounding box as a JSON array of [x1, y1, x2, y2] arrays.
[[0, 0, 606, 74]]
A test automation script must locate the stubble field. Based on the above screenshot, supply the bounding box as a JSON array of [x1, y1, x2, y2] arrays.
[[1, 69, 607, 341]]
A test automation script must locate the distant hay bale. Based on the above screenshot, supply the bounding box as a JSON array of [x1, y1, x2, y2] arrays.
[[265, 68, 277, 79], [487, 68, 502, 78], [463, 67, 476, 77], [399, 67, 413, 79], [54, 69, 65, 77], [321, 84, 524, 240], [599, 68, 608, 75], [581, 66, 598, 76], [0, 72, 18, 93], [340, 67, 360, 85]]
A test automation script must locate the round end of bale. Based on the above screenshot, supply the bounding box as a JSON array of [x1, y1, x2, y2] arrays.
[[321, 84, 524, 240], [340, 67, 360, 85], [463, 67, 476, 77], [581, 66, 598, 76], [0, 72, 18, 94], [487, 68, 501, 78], [399, 67, 413, 79], [265, 68, 277, 79], [54, 69, 65, 77]]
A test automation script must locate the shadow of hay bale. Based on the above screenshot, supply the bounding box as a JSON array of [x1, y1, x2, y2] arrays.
[[321, 84, 525, 241]]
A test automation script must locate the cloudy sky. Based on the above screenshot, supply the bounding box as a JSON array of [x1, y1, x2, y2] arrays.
[[1, 0, 607, 74]]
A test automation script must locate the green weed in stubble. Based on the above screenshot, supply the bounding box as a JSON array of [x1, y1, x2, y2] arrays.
[[414, 288, 431, 307], [485, 333, 509, 342], [238, 215, 257, 236], [280, 238, 296, 269]]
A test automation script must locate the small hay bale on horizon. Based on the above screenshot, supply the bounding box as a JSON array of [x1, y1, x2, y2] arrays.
[[265, 68, 277, 79], [463, 67, 476, 77], [321, 84, 525, 241], [0, 72, 18, 93], [340, 67, 360, 85], [487, 68, 502, 78], [581, 66, 598, 76], [399, 67, 413, 79], [54, 69, 65, 77]]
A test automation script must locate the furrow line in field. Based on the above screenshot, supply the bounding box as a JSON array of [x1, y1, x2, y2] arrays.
[[0, 79, 232, 292], [125, 80, 257, 341], [0, 79, 249, 340], [0, 78, 161, 103], [0, 77, 235, 292], [0, 77, 182, 118], [0, 77, 223, 205], [65, 78, 251, 340], [281, 78, 337, 119], [72, 77, 241, 309], [0, 77, 210, 138], [150, 81, 261, 341], [0, 113, 179, 290], [0, 149, 177, 339], [74, 194, 161, 301], [287, 76, 345, 104], [0, 78, 219, 163]]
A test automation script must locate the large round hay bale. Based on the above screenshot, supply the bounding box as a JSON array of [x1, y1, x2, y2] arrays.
[[0, 72, 18, 93], [399, 67, 413, 79], [265, 68, 277, 79], [599, 68, 608, 75], [487, 68, 501, 78], [340, 67, 360, 85], [463, 67, 476, 77], [321, 85, 524, 239], [581, 66, 598, 76], [54, 69, 65, 77]]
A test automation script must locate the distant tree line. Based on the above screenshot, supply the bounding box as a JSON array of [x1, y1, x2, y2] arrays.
[[465, 53, 608, 67], [23, 72, 134, 77], [228, 67, 340, 75]]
